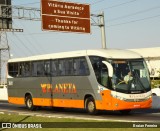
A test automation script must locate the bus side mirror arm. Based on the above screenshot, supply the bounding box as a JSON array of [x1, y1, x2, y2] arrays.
[[102, 61, 113, 77]]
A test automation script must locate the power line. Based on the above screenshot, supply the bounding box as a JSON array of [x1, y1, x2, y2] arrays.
[[16, 0, 105, 6], [13, 15, 160, 35], [7, 34, 29, 57], [14, 34, 35, 56], [15, 2, 40, 6], [14, 32, 58, 35], [106, 14, 160, 28], [12, 19, 42, 55], [15, 21, 43, 55], [93, 0, 138, 12], [15, 16, 158, 35], [108, 6, 160, 22], [91, 0, 105, 5], [15, 13, 160, 35]]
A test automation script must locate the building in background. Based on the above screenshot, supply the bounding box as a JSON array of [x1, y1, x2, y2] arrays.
[[129, 47, 160, 79]]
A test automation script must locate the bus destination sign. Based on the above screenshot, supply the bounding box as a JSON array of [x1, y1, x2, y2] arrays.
[[41, 0, 90, 33]]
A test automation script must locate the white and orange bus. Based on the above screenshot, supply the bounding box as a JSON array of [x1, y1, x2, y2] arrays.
[[7, 49, 152, 114]]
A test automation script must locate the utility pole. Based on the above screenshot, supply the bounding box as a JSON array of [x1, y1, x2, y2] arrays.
[[91, 11, 107, 49], [99, 11, 106, 49], [0, 31, 9, 85], [0, 1, 23, 85]]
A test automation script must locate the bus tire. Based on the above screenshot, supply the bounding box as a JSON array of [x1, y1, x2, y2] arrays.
[[25, 95, 37, 111], [85, 97, 97, 115]]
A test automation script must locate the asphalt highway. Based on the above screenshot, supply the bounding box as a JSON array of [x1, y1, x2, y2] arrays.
[[0, 101, 160, 123]]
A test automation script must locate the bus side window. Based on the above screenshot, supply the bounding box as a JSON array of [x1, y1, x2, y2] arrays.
[[8, 63, 18, 77], [37, 61, 44, 76], [73, 57, 89, 76], [73, 58, 80, 75], [79, 58, 89, 75], [32, 61, 37, 76], [44, 60, 50, 76], [51, 60, 58, 77], [58, 59, 65, 76], [79, 60, 86, 75], [19, 62, 31, 77], [65, 59, 73, 76], [24, 62, 31, 77]]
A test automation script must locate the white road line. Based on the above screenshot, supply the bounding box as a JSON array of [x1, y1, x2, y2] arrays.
[[0, 109, 158, 122]]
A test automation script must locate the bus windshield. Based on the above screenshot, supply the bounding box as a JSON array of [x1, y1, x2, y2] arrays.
[[111, 59, 151, 94], [90, 56, 150, 94]]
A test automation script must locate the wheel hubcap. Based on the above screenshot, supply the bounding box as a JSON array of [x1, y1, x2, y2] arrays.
[[27, 99, 32, 108], [88, 101, 94, 112]]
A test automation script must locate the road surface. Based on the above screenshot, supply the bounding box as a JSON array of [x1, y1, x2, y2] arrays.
[[0, 102, 160, 123]]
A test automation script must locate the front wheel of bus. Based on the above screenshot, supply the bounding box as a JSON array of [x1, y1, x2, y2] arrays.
[[85, 97, 97, 115], [25, 95, 36, 111]]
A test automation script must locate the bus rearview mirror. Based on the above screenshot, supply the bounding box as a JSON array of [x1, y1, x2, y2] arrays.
[[102, 61, 113, 77]]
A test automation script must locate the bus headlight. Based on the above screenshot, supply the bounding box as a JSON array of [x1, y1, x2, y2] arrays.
[[117, 96, 127, 101], [111, 94, 152, 102], [147, 95, 152, 99]]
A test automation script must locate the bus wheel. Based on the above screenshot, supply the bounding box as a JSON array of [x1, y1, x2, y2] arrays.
[[85, 97, 97, 115], [25, 95, 36, 111]]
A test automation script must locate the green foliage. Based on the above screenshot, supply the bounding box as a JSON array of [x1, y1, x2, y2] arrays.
[[151, 80, 160, 89]]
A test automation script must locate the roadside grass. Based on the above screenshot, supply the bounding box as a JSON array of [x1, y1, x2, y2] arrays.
[[0, 113, 159, 131]]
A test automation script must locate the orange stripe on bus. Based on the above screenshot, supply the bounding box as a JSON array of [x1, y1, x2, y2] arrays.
[[8, 97, 25, 105], [33, 98, 84, 108], [53, 99, 84, 108], [33, 98, 52, 106], [8, 93, 152, 111], [8, 97, 84, 108]]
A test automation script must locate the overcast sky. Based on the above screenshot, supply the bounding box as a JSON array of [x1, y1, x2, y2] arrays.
[[7, 0, 160, 58]]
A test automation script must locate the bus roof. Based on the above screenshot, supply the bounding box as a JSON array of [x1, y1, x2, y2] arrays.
[[8, 49, 142, 62]]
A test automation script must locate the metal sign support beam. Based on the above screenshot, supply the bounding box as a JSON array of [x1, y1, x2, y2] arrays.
[[91, 11, 107, 49], [0, 31, 9, 84]]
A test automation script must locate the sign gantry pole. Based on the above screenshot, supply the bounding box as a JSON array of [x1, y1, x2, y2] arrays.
[[91, 11, 107, 49], [99, 11, 106, 49]]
